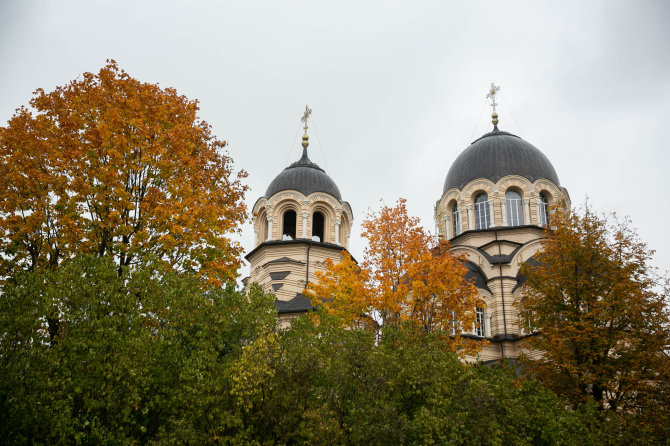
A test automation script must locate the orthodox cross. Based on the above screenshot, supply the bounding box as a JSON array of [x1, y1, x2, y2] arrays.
[[301, 105, 312, 134], [486, 83, 500, 114]]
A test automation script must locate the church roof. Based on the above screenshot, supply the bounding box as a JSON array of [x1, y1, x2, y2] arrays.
[[274, 293, 314, 314], [265, 149, 342, 200], [443, 128, 560, 193]]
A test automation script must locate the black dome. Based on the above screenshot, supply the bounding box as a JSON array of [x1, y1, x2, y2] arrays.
[[266, 149, 342, 200], [443, 129, 560, 193]]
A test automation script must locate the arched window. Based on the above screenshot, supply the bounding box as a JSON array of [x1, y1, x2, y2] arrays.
[[282, 210, 296, 240], [259, 213, 268, 242], [452, 203, 462, 237], [474, 307, 485, 337], [506, 190, 523, 227], [474, 193, 490, 230], [539, 193, 550, 226], [312, 211, 325, 242]]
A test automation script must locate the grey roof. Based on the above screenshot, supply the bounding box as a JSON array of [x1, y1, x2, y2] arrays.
[[274, 293, 314, 314], [265, 148, 342, 200], [464, 261, 491, 292], [443, 128, 560, 193], [513, 256, 541, 292]]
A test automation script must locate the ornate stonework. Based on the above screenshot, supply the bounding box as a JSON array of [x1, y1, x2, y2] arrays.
[[435, 148, 570, 362], [245, 112, 354, 324]]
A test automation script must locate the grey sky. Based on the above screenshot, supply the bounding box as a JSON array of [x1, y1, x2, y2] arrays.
[[2, 0, 669, 277]]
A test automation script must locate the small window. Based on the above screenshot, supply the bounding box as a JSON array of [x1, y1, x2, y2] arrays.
[[506, 190, 523, 227], [282, 210, 296, 240], [539, 193, 550, 226], [452, 204, 462, 237], [474, 193, 490, 230], [475, 307, 485, 337], [312, 211, 325, 242], [519, 298, 536, 335]]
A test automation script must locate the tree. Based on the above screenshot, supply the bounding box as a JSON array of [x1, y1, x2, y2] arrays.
[[0, 255, 610, 445], [518, 207, 670, 439], [229, 316, 603, 445], [307, 199, 481, 353], [0, 255, 278, 443], [0, 61, 247, 286]]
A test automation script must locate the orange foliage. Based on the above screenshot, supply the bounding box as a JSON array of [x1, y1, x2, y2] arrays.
[[519, 208, 670, 413], [307, 199, 481, 354], [0, 61, 248, 286]]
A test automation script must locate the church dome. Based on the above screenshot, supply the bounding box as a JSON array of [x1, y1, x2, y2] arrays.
[[443, 129, 560, 193], [265, 147, 342, 200]]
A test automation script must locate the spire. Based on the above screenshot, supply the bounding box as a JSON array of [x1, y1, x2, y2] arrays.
[[300, 105, 312, 157], [486, 83, 500, 131]]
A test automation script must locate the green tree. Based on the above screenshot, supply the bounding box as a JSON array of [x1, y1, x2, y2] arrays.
[[519, 207, 670, 442], [0, 255, 277, 444], [232, 313, 602, 445]]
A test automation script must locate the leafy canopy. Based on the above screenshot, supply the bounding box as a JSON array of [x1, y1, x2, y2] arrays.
[[0, 256, 636, 445], [307, 199, 481, 353], [0, 255, 278, 444], [0, 61, 247, 285], [519, 207, 670, 439]]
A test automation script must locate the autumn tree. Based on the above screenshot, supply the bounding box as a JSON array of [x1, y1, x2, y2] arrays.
[[307, 199, 481, 353], [518, 207, 670, 439], [0, 61, 247, 286]]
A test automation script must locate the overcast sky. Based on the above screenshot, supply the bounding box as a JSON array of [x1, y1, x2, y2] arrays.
[[2, 0, 669, 278]]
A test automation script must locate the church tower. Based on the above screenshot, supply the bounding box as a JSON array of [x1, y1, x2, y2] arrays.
[[436, 85, 571, 361], [246, 107, 354, 324]]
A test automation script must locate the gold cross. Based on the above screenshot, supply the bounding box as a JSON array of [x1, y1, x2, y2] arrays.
[[301, 105, 312, 134], [486, 83, 500, 114]]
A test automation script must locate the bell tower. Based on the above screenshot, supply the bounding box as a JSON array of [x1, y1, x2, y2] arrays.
[[246, 106, 354, 323], [435, 85, 571, 362]]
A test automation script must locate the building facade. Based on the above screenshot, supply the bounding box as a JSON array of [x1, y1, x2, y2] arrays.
[[434, 108, 570, 361], [246, 112, 354, 326]]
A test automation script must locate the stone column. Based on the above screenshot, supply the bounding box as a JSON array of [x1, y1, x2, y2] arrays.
[[334, 219, 341, 245], [489, 200, 497, 227], [444, 215, 451, 239], [485, 311, 492, 338], [466, 204, 474, 230], [523, 199, 531, 225], [254, 227, 259, 245], [301, 212, 308, 238], [501, 199, 508, 226], [266, 216, 273, 241], [346, 232, 351, 248]]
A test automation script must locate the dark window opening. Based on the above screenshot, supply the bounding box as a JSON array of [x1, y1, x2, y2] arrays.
[[282, 210, 296, 240], [312, 211, 325, 242]]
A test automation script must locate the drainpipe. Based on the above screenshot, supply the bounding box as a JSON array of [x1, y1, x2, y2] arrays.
[[495, 229, 507, 359], [305, 242, 311, 286]]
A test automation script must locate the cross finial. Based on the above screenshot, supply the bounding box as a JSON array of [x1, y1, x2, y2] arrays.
[[301, 105, 312, 151], [301, 105, 312, 134], [486, 83, 500, 130]]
